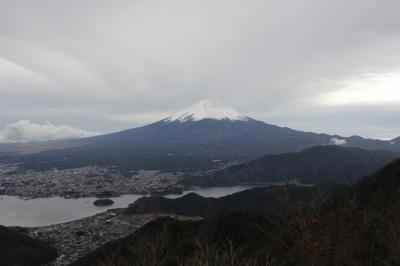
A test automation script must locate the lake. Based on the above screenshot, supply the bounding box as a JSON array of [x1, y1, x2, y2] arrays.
[[0, 185, 257, 227]]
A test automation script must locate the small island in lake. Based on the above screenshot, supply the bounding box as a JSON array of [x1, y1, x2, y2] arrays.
[[93, 199, 114, 207]]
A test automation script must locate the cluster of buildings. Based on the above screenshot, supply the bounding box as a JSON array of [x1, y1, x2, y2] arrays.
[[0, 163, 184, 198], [29, 209, 195, 265]]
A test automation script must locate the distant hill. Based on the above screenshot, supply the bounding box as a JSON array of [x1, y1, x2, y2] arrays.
[[72, 159, 400, 266], [2, 100, 400, 172], [125, 184, 345, 217], [0, 226, 57, 266], [186, 145, 399, 186]]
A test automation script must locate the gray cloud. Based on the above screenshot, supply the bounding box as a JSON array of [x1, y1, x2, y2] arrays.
[[0, 120, 99, 143], [0, 0, 400, 138]]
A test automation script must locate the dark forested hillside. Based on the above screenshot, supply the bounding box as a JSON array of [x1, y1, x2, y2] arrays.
[[71, 212, 295, 266], [125, 184, 345, 217], [0, 226, 57, 266], [297, 158, 400, 265], [187, 145, 399, 186]]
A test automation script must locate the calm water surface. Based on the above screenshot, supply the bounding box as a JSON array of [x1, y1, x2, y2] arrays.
[[0, 185, 257, 227]]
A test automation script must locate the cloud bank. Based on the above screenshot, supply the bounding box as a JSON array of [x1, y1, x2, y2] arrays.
[[0, 120, 100, 143], [0, 0, 400, 138]]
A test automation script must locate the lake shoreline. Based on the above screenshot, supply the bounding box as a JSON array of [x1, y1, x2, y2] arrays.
[[0, 185, 259, 227]]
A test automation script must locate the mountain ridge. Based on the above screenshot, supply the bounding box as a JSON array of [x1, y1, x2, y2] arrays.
[[2, 100, 400, 171], [186, 145, 399, 186], [125, 184, 346, 217]]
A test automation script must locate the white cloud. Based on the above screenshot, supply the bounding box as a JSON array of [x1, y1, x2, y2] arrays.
[[318, 71, 400, 106], [330, 137, 347, 146], [0, 120, 100, 143]]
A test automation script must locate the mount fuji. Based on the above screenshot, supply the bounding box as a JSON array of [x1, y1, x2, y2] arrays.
[[3, 99, 400, 171]]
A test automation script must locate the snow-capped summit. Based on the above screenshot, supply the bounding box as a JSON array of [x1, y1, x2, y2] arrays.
[[165, 99, 249, 122]]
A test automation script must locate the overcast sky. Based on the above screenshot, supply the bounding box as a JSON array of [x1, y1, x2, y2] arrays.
[[1, 0, 400, 142]]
